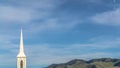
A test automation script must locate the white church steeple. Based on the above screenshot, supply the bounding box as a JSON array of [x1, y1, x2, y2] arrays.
[[17, 29, 26, 57], [17, 29, 26, 68]]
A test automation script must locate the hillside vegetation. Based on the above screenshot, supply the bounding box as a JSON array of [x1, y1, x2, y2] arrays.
[[46, 58, 120, 68]]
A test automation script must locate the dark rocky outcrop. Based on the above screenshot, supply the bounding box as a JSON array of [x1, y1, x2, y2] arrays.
[[114, 61, 120, 67], [88, 58, 120, 63], [66, 59, 86, 65]]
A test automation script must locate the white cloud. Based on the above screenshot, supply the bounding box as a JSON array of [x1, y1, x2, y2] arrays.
[[71, 37, 120, 49], [25, 44, 117, 65], [18, 0, 61, 9], [25, 36, 120, 65], [0, 0, 120, 66], [0, 0, 81, 34], [0, 5, 33, 23], [0, 0, 62, 24], [0, 36, 120, 66], [25, 18, 81, 33], [91, 8, 120, 25]]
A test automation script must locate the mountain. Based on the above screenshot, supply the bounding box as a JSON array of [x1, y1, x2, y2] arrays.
[[46, 58, 120, 68]]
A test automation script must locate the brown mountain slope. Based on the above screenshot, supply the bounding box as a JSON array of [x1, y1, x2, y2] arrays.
[[46, 58, 120, 68]]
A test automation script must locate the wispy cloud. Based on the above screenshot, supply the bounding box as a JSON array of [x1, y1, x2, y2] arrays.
[[0, 0, 61, 24], [24, 37, 120, 65], [91, 7, 120, 25], [26, 18, 81, 33], [0, 0, 120, 67], [0, 0, 75, 33], [0, 5, 33, 23], [0, 35, 120, 66]]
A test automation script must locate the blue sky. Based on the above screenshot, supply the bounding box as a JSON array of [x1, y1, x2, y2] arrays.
[[0, 0, 120, 68]]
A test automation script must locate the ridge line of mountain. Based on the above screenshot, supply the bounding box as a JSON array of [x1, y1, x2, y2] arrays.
[[46, 58, 120, 68]]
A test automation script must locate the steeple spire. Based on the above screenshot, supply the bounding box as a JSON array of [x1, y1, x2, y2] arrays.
[[17, 29, 26, 57], [17, 28, 27, 68]]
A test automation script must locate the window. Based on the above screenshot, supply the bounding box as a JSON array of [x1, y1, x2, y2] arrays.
[[20, 60, 23, 68]]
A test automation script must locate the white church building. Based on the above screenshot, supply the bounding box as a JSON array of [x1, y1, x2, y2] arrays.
[[17, 29, 26, 68]]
